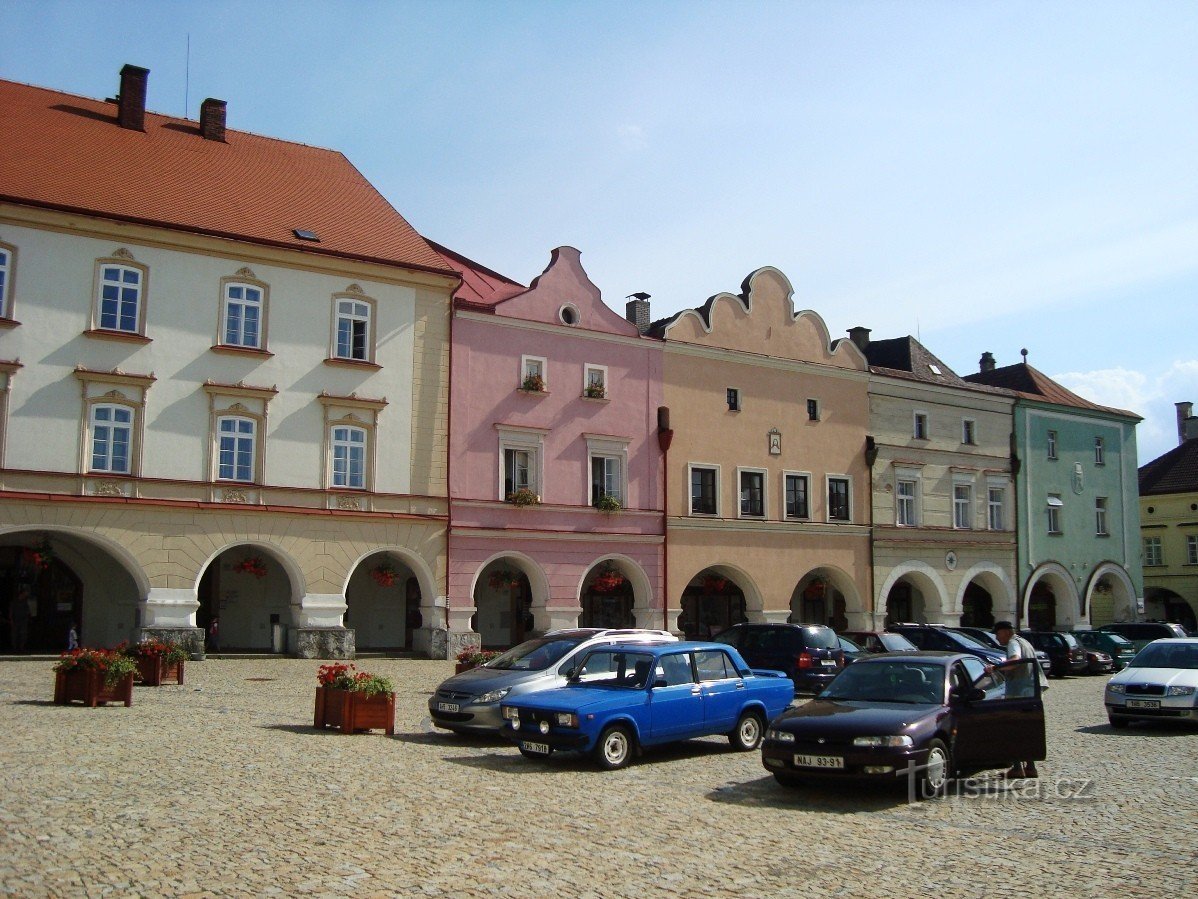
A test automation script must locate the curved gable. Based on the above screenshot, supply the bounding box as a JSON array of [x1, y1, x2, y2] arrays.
[[494, 246, 641, 337], [662, 267, 867, 370]]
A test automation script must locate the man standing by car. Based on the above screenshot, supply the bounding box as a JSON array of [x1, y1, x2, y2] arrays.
[[993, 620, 1045, 779]]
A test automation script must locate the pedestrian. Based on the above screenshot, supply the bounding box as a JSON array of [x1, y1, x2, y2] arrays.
[[993, 620, 1047, 779], [207, 616, 220, 652], [67, 622, 79, 651]]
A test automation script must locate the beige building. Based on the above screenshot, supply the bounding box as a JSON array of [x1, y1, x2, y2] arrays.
[[0, 68, 457, 657], [650, 268, 873, 634], [850, 331, 1017, 628]]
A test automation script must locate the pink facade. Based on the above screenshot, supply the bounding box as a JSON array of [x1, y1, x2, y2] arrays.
[[447, 247, 665, 651]]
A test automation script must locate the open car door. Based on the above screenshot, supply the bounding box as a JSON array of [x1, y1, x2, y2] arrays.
[[952, 659, 1047, 771]]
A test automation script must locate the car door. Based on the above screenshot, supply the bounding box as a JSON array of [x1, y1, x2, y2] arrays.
[[648, 651, 704, 742], [694, 648, 743, 732], [951, 658, 1046, 770]]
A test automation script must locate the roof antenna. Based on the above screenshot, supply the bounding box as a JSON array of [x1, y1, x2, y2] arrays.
[[184, 33, 190, 118], [1020, 348, 1029, 364]]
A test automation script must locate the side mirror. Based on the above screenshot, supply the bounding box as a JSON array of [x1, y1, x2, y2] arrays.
[[967, 687, 987, 702]]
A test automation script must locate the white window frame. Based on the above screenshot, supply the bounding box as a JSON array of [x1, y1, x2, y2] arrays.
[[583, 363, 608, 399], [1094, 436, 1106, 465], [520, 355, 547, 390], [93, 254, 148, 335], [782, 470, 811, 520], [585, 434, 629, 507], [88, 403, 134, 474], [896, 477, 918, 527], [688, 462, 721, 516], [962, 419, 976, 445], [1144, 536, 1162, 566], [952, 476, 974, 530], [216, 415, 258, 483], [1047, 494, 1063, 534], [332, 295, 374, 362], [0, 240, 14, 319], [987, 483, 1006, 531], [913, 411, 929, 440], [497, 425, 546, 501], [736, 466, 767, 519], [220, 275, 268, 350], [331, 424, 368, 490], [1047, 430, 1058, 460], [826, 474, 852, 523], [1094, 496, 1109, 535]]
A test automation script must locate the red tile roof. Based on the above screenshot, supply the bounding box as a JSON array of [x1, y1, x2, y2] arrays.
[[428, 240, 526, 307], [964, 363, 1140, 419], [0, 77, 453, 275]]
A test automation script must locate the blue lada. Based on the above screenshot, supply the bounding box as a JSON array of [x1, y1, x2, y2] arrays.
[[500, 641, 794, 769]]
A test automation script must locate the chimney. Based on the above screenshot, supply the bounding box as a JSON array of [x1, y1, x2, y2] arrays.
[[1178, 401, 1196, 444], [117, 64, 149, 131], [625, 293, 651, 333], [979, 351, 996, 373], [847, 327, 871, 352], [200, 98, 227, 142]]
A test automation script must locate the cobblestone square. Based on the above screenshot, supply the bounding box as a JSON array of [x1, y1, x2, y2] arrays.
[[1, 659, 1193, 898]]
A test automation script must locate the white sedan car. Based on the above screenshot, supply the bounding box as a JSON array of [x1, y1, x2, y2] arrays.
[[1105, 638, 1198, 728]]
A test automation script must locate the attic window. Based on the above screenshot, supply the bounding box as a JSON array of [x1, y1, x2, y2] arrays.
[[293, 229, 321, 242], [558, 304, 580, 326], [928, 364, 942, 375]]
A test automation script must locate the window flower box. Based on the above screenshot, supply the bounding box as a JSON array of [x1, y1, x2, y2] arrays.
[[506, 488, 540, 507]]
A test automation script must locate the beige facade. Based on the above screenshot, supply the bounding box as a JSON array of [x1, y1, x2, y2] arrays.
[[656, 268, 873, 633], [865, 365, 1017, 628], [1139, 492, 1198, 628]]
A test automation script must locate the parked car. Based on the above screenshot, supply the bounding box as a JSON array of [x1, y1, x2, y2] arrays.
[[1020, 631, 1088, 678], [886, 624, 1007, 667], [1072, 630, 1138, 670], [500, 641, 795, 769], [838, 635, 867, 665], [761, 652, 1046, 796], [1081, 648, 1115, 675], [1096, 622, 1190, 653], [839, 631, 918, 654], [1105, 638, 1198, 728], [957, 626, 1053, 678], [712, 623, 844, 694], [428, 628, 676, 734]]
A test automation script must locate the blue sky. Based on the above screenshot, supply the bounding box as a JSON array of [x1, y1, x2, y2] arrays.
[[3, 1, 1194, 462]]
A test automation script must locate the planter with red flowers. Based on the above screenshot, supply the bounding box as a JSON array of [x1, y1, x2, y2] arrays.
[[126, 639, 188, 686], [591, 566, 628, 594], [235, 556, 268, 578], [702, 575, 730, 593], [454, 648, 501, 674], [370, 563, 400, 588], [53, 648, 137, 707], [313, 663, 396, 735]]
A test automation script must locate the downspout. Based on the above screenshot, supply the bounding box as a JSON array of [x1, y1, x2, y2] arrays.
[[657, 406, 673, 632], [444, 295, 459, 640], [864, 436, 878, 628], [1009, 429, 1022, 628]]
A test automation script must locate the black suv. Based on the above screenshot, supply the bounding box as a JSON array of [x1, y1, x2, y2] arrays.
[[1020, 631, 1087, 677], [712, 623, 843, 694], [886, 624, 1006, 666]]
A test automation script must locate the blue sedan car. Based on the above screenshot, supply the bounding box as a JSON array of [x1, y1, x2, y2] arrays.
[[500, 641, 795, 769]]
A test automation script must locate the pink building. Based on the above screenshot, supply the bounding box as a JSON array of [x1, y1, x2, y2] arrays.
[[439, 245, 665, 655]]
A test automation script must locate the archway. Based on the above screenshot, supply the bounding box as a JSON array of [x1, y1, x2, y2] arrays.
[[0, 530, 143, 651], [877, 563, 948, 627], [1027, 581, 1057, 630], [1085, 564, 1137, 626], [1144, 587, 1196, 631], [471, 557, 535, 649], [960, 583, 994, 627], [1022, 564, 1079, 630], [197, 544, 298, 652], [679, 567, 748, 640], [579, 561, 635, 629], [345, 551, 422, 650]]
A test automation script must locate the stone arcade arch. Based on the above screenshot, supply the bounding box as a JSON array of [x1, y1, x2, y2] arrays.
[[1084, 563, 1137, 627], [790, 567, 862, 631], [578, 555, 653, 630], [1022, 563, 1080, 631], [469, 552, 550, 649], [196, 542, 303, 652], [955, 563, 1014, 628], [0, 528, 146, 651], [344, 549, 433, 651], [678, 564, 759, 640], [877, 562, 949, 627]]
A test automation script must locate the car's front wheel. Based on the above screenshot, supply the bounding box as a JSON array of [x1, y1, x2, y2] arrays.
[[729, 710, 765, 751], [916, 739, 951, 799], [1108, 715, 1130, 729], [594, 725, 635, 770]]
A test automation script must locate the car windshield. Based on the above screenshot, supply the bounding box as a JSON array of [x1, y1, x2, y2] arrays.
[[962, 629, 1001, 649], [820, 660, 945, 704], [1060, 633, 1080, 649], [1105, 634, 1133, 647], [569, 649, 656, 689], [483, 637, 581, 671], [945, 630, 989, 651], [1128, 643, 1198, 670], [879, 633, 918, 652], [798, 626, 838, 649]]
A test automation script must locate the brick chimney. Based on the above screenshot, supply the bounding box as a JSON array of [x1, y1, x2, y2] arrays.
[[117, 64, 149, 131], [979, 351, 996, 373], [847, 327, 871, 351], [625, 293, 651, 333], [1177, 401, 1196, 444], [200, 98, 227, 142]]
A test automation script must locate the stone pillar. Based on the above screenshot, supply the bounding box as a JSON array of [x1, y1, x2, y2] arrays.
[[290, 593, 352, 658], [542, 605, 580, 633], [141, 587, 199, 628], [423, 603, 476, 661], [761, 609, 791, 624]]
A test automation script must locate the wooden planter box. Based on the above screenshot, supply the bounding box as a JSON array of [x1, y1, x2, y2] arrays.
[[455, 662, 474, 674], [53, 669, 134, 707], [135, 655, 185, 686], [313, 686, 395, 735]]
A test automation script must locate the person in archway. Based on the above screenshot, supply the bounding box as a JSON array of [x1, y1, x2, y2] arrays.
[[67, 622, 79, 651], [207, 616, 220, 653], [993, 620, 1047, 779], [8, 585, 31, 653]]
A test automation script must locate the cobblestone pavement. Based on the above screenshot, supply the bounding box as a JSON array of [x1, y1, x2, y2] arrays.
[[1, 659, 1194, 898]]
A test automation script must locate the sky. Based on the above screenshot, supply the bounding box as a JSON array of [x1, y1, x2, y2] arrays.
[[2, 1, 1194, 463]]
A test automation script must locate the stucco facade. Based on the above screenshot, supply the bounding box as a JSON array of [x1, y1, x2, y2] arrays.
[[654, 268, 872, 634], [445, 247, 664, 656]]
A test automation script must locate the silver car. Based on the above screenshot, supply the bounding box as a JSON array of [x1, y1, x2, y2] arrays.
[[429, 628, 677, 733], [1105, 638, 1198, 728]]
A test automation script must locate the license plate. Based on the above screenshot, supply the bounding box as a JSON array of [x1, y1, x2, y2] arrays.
[[436, 702, 459, 713], [821, 659, 837, 667], [1126, 699, 1160, 709], [795, 753, 844, 769], [520, 741, 550, 755]]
